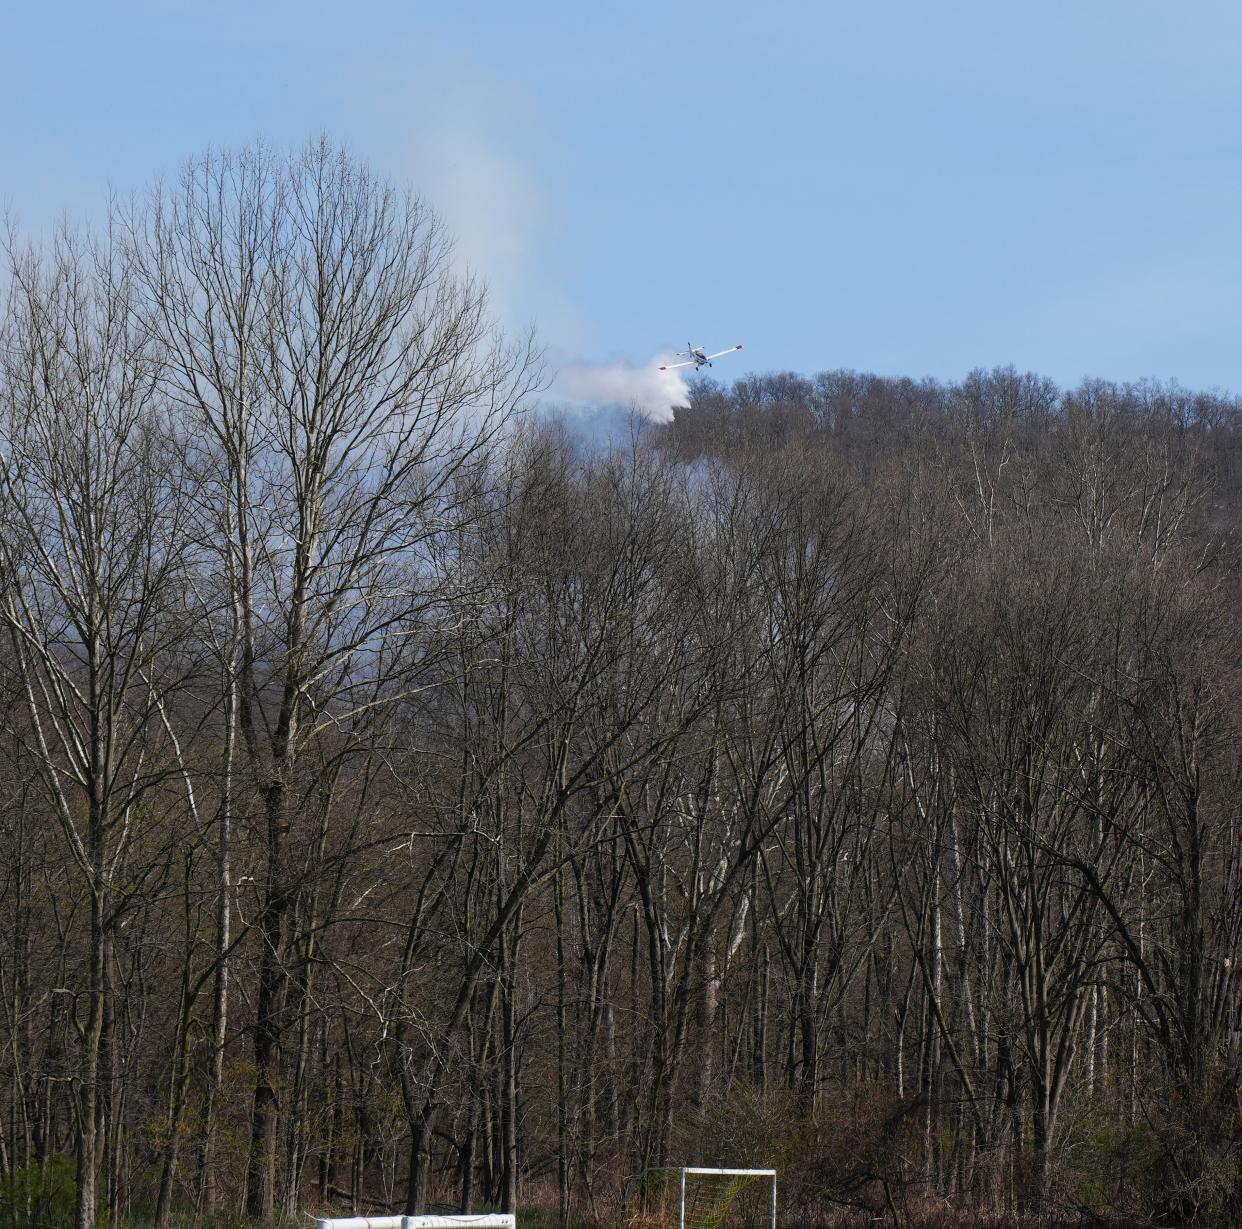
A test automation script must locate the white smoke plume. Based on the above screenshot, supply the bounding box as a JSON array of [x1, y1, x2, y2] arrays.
[[552, 350, 691, 423], [393, 67, 561, 335], [368, 61, 694, 424]]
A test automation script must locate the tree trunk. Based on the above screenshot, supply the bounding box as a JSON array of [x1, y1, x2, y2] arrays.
[[245, 781, 290, 1219], [74, 882, 106, 1229]]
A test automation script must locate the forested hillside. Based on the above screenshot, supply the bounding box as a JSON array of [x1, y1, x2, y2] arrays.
[[2, 143, 1240, 1229]]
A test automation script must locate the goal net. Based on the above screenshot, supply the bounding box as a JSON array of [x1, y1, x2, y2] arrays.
[[614, 1168, 776, 1229]]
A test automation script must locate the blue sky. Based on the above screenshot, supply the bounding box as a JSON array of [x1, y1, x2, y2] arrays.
[[4, 0, 1242, 402]]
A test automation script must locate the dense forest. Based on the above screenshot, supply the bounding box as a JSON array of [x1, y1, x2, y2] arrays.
[[1, 141, 1240, 1229]]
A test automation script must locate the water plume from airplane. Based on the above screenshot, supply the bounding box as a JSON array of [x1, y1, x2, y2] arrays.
[[552, 350, 691, 423]]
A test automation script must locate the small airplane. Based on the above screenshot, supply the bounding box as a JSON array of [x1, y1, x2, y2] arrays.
[[659, 342, 744, 372]]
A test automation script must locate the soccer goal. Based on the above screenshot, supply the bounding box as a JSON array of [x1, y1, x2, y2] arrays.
[[615, 1168, 776, 1229], [316, 1216, 515, 1229]]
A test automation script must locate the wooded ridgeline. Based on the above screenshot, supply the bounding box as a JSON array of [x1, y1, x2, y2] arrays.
[[1, 141, 1240, 1229]]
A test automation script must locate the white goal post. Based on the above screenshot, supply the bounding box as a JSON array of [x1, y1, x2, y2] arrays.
[[678, 1169, 776, 1229], [316, 1217, 515, 1229], [618, 1167, 776, 1229]]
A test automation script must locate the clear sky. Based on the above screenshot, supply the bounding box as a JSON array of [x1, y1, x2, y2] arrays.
[[4, 0, 1242, 403]]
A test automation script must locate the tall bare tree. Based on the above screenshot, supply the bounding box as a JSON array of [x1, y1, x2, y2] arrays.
[[132, 138, 539, 1218], [0, 226, 194, 1229]]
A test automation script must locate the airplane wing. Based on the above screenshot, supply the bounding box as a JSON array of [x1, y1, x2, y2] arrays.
[[705, 345, 744, 361], [659, 360, 696, 371]]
